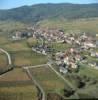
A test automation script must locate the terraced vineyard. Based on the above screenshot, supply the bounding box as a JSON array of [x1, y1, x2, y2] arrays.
[[0, 68, 38, 100]]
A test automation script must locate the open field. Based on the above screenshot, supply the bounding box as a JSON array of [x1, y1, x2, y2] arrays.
[[0, 53, 8, 68], [0, 68, 38, 100], [0, 35, 10, 45], [53, 43, 72, 52], [78, 65, 98, 78], [0, 68, 30, 82], [29, 66, 69, 94], [76, 84, 98, 99], [0, 85, 38, 100], [38, 18, 98, 34], [0, 40, 30, 52], [0, 21, 27, 35], [53, 64, 98, 83], [11, 51, 47, 67]]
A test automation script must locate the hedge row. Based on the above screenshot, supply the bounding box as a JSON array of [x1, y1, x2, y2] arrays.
[[0, 65, 13, 75]]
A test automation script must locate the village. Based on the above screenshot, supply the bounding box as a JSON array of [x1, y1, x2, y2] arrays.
[[11, 27, 98, 75], [1, 1, 98, 99]]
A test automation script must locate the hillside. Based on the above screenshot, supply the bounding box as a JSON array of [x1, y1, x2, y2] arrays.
[[37, 18, 98, 34], [0, 3, 98, 23]]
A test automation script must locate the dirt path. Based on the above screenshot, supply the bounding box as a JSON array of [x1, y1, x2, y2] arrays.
[[24, 67, 46, 100], [23, 63, 79, 100], [47, 63, 75, 90]]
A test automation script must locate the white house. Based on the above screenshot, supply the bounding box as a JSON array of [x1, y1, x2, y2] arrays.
[[59, 67, 67, 74]]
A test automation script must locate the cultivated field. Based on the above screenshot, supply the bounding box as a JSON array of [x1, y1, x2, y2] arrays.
[[0, 68, 38, 100], [38, 18, 98, 34], [0, 85, 38, 100], [53, 43, 72, 51], [0, 40, 30, 52], [0, 53, 8, 68], [0, 68, 30, 82], [11, 51, 47, 67], [29, 66, 69, 94]]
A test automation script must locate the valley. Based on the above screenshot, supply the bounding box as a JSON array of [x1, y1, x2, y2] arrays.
[[0, 3, 98, 100]]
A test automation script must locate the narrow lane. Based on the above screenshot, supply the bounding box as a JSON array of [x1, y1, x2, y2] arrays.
[[25, 68, 46, 100]]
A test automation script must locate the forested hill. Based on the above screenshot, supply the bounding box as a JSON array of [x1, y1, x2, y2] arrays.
[[0, 3, 98, 23]]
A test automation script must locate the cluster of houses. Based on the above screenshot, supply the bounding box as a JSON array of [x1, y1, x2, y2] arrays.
[[11, 26, 35, 40], [12, 31, 33, 40], [54, 33, 98, 74], [32, 44, 53, 55], [11, 26, 98, 73], [32, 28, 65, 42], [63, 33, 96, 48], [31, 28, 98, 74], [31, 29, 64, 55]]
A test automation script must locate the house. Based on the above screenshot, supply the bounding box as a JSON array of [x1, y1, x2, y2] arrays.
[[12, 32, 21, 40], [59, 67, 68, 74], [81, 33, 88, 39], [64, 56, 69, 65], [96, 52, 98, 57], [75, 40, 81, 46], [90, 51, 96, 57], [84, 42, 96, 48], [96, 41, 98, 47], [68, 62, 77, 69], [75, 54, 81, 61], [42, 49, 47, 55]]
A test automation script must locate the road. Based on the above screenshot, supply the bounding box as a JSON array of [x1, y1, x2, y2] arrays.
[[25, 67, 46, 100], [0, 48, 12, 65], [23, 63, 78, 100], [47, 63, 75, 90], [47, 63, 79, 98], [23, 64, 48, 69], [24, 63, 75, 90]]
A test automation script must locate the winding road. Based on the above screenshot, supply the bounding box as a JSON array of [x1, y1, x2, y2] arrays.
[[0, 48, 12, 65], [0, 48, 78, 99]]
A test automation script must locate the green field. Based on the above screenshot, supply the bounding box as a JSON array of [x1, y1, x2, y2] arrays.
[[0, 35, 10, 45], [38, 18, 98, 34], [29, 66, 67, 94], [0, 68, 30, 82], [78, 64, 98, 78], [0, 53, 8, 68], [52, 63, 98, 99], [0, 39, 30, 51], [52, 42, 72, 52], [0, 68, 38, 100], [0, 36, 47, 67], [77, 84, 98, 99], [0, 21, 27, 35], [0, 85, 38, 100], [10, 51, 47, 67]]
